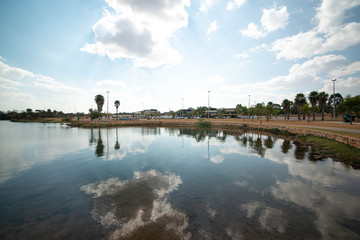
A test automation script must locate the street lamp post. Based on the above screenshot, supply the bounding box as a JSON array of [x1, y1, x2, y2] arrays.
[[208, 91, 210, 118], [248, 95, 251, 108], [106, 91, 109, 120], [182, 98, 184, 118], [331, 79, 336, 118]]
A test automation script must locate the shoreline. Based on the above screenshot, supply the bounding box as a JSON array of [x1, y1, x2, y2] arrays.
[[8, 118, 360, 168], [11, 117, 360, 149]]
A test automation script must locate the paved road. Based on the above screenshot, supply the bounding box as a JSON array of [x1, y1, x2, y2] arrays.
[[286, 125, 360, 134]]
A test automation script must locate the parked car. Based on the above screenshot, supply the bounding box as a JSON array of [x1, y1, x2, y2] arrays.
[[343, 114, 355, 122]]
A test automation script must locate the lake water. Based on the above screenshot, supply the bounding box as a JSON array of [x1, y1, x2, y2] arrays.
[[0, 121, 360, 239]]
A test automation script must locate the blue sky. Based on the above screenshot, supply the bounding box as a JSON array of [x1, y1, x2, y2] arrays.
[[1, 0, 359, 113]]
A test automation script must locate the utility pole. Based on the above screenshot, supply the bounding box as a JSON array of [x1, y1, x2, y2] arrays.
[[208, 91, 210, 118], [107, 91, 109, 120], [182, 98, 184, 118], [248, 95, 251, 108], [331, 79, 336, 118]]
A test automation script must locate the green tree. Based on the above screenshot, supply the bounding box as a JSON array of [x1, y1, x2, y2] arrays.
[[266, 102, 274, 121], [308, 91, 318, 121], [196, 106, 207, 118], [254, 103, 265, 125], [301, 103, 311, 123], [89, 108, 99, 121], [318, 91, 329, 121], [328, 93, 343, 118], [114, 100, 120, 118], [338, 95, 360, 124], [95, 94, 105, 120], [294, 93, 307, 120], [217, 108, 226, 118], [281, 99, 292, 120]]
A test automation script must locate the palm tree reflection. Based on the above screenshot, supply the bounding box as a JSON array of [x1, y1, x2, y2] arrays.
[[115, 127, 120, 150], [281, 140, 292, 154], [95, 129, 104, 157]]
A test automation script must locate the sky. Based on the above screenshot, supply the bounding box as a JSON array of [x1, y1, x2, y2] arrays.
[[0, 0, 359, 114]]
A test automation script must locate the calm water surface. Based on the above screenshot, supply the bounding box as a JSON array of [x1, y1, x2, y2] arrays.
[[0, 121, 360, 239]]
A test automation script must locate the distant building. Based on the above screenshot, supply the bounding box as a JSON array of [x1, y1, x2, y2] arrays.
[[144, 109, 159, 116]]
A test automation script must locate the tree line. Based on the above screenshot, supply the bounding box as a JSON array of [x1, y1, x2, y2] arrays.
[[1, 92, 359, 124], [235, 92, 359, 124]]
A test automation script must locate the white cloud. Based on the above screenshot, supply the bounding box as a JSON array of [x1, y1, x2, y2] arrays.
[[226, 0, 246, 11], [321, 22, 360, 52], [271, 30, 323, 60], [240, 6, 289, 39], [240, 23, 266, 39], [271, 0, 360, 60], [0, 58, 90, 112], [330, 61, 360, 78], [199, 0, 213, 12], [321, 76, 360, 96], [81, 0, 190, 68], [220, 54, 358, 104], [207, 20, 218, 36], [261, 6, 289, 32], [315, 0, 360, 34]]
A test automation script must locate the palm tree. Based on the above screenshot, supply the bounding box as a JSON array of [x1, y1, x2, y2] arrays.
[[281, 99, 292, 120], [114, 100, 120, 119], [294, 93, 307, 120], [318, 91, 329, 121], [328, 93, 343, 118], [308, 91, 318, 121], [94, 94, 105, 120]]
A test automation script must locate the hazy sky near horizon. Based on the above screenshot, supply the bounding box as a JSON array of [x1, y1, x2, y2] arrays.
[[0, 0, 360, 113]]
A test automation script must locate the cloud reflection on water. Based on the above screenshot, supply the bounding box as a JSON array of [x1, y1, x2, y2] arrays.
[[80, 170, 190, 239]]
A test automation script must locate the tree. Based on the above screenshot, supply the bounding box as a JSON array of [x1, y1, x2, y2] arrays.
[[89, 108, 99, 121], [94, 94, 105, 120], [254, 103, 265, 125], [318, 92, 329, 121], [196, 106, 207, 118], [217, 108, 226, 118], [281, 99, 292, 120], [294, 93, 307, 120], [114, 100, 120, 118], [266, 102, 274, 121], [328, 93, 343, 118], [301, 103, 311, 123], [308, 91, 318, 121], [337, 95, 360, 124]]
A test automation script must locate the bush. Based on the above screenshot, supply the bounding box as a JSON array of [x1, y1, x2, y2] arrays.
[[196, 119, 211, 129], [62, 116, 72, 122]]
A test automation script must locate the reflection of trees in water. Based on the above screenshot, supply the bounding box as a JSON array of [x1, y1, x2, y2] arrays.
[[294, 141, 308, 160], [217, 131, 227, 142], [281, 140, 292, 154], [114, 127, 120, 150], [89, 128, 97, 145], [264, 136, 275, 149], [253, 134, 266, 158], [95, 129, 104, 157]]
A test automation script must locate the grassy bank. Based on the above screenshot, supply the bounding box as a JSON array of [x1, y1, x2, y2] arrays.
[[305, 135, 360, 167]]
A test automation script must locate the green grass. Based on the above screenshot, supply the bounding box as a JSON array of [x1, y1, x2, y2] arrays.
[[305, 135, 360, 165]]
